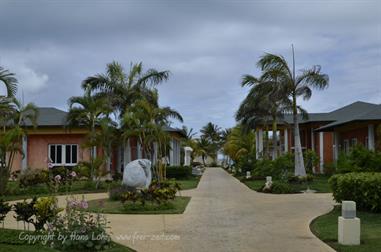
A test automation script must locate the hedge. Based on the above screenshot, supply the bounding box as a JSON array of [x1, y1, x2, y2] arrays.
[[166, 166, 192, 179], [329, 172, 381, 212]]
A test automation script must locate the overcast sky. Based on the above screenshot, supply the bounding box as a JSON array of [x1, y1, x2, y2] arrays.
[[0, 0, 380, 132]]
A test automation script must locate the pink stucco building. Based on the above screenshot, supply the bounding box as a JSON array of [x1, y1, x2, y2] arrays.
[[11, 107, 185, 174]]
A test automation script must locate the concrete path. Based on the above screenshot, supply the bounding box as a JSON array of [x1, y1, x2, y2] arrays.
[[3, 168, 335, 252]]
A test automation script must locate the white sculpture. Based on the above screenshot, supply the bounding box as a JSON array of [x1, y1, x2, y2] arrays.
[[122, 159, 152, 188]]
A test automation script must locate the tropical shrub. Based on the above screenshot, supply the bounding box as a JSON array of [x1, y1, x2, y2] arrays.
[[329, 172, 381, 212], [303, 150, 319, 174], [166, 166, 192, 179], [32, 196, 61, 230], [120, 180, 180, 206], [0, 199, 11, 227], [48, 197, 112, 251], [253, 154, 294, 179], [108, 185, 132, 201], [323, 162, 336, 176], [18, 169, 48, 187], [13, 197, 37, 230], [73, 163, 91, 179], [336, 145, 381, 173], [287, 174, 314, 184], [261, 181, 293, 194]]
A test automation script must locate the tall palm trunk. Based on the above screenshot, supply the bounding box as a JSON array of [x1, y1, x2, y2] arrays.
[[292, 94, 306, 176]]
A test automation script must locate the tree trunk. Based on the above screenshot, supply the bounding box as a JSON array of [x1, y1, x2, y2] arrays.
[[293, 95, 306, 176]]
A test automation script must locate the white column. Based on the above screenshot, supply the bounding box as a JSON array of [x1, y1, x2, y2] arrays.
[[169, 138, 174, 165], [21, 135, 28, 171], [368, 124, 375, 151], [284, 128, 288, 153], [311, 129, 315, 151], [256, 129, 264, 159], [137, 142, 142, 159], [93, 146, 97, 159], [319, 132, 324, 173], [334, 132, 339, 161]]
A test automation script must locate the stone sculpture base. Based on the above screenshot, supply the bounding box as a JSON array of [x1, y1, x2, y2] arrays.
[[338, 216, 360, 245]]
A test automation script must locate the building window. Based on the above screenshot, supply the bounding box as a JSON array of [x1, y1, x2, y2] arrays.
[[351, 138, 358, 147], [365, 137, 369, 149], [343, 139, 349, 154], [49, 144, 78, 166]]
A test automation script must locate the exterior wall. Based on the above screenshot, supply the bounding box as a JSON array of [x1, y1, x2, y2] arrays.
[[339, 126, 368, 148], [323, 132, 334, 165], [27, 134, 91, 169]]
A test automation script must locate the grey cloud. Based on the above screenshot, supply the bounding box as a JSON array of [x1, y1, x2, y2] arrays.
[[0, 0, 380, 132]]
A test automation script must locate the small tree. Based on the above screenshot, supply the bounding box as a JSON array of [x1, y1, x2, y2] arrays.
[[0, 98, 38, 195]]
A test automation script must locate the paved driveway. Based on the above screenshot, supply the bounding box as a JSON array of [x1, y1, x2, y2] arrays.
[[3, 168, 335, 252]]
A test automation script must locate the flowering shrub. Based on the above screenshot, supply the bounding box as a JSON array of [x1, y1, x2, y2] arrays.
[[18, 169, 49, 187], [120, 180, 180, 206], [48, 196, 112, 251]]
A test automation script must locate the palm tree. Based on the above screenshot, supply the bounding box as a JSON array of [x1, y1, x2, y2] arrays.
[[121, 94, 183, 181], [194, 138, 210, 166], [236, 88, 272, 158], [239, 73, 294, 159], [0, 66, 17, 97], [223, 125, 255, 164], [181, 126, 197, 141], [257, 46, 329, 176], [67, 89, 112, 179], [82, 61, 170, 118], [200, 122, 221, 163], [0, 98, 38, 195]]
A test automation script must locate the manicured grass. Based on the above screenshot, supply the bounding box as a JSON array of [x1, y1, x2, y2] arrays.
[[310, 206, 381, 252], [174, 176, 201, 190], [86, 196, 191, 214], [0, 228, 135, 252], [3, 180, 120, 201], [239, 175, 331, 193]]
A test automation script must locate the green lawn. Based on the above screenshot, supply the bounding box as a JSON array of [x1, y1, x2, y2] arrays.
[[0, 228, 135, 252], [86, 196, 191, 214], [174, 176, 201, 190], [240, 176, 331, 193], [310, 206, 381, 252], [3, 180, 121, 201]]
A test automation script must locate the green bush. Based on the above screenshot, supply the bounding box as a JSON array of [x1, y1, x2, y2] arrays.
[[271, 182, 293, 194], [288, 174, 314, 184], [323, 162, 336, 176], [109, 185, 132, 201], [329, 172, 381, 212], [304, 150, 319, 174], [0, 199, 11, 227], [336, 145, 381, 173], [18, 169, 49, 188], [261, 181, 293, 194], [253, 154, 294, 179], [166, 166, 192, 179]]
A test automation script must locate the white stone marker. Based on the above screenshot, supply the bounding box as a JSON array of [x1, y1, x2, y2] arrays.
[[246, 171, 251, 179], [266, 176, 272, 183], [338, 201, 360, 245]]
